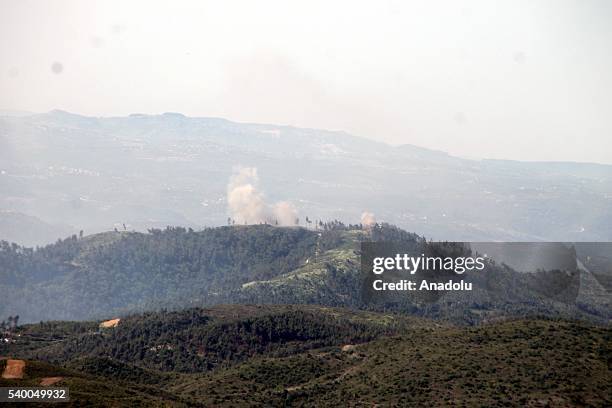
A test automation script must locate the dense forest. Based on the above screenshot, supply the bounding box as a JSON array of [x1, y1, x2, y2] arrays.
[[1, 305, 610, 407], [0, 223, 416, 322], [1, 225, 610, 406], [1, 225, 320, 321], [1, 223, 610, 324], [10, 305, 411, 373]]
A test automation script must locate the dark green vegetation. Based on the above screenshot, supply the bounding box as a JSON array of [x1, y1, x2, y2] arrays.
[[1, 224, 610, 324], [20, 305, 410, 373], [1, 225, 321, 321], [1, 224, 610, 405], [1, 305, 610, 407]]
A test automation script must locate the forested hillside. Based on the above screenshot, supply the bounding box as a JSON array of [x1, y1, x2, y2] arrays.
[[1, 224, 610, 324], [0, 223, 413, 322], [0, 225, 320, 321], [9, 305, 421, 373], [1, 305, 610, 407]]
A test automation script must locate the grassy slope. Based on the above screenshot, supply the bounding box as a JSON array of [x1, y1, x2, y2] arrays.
[[238, 230, 363, 306]]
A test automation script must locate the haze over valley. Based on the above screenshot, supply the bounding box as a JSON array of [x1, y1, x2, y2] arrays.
[[1, 110, 611, 246]]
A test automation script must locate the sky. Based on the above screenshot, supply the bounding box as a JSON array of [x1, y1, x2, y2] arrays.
[[1, 0, 611, 164]]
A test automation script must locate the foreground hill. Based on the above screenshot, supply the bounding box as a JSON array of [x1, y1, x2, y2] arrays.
[[1, 224, 610, 324], [1, 305, 610, 407]]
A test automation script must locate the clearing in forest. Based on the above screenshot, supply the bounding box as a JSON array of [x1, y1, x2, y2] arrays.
[[2, 359, 25, 379]]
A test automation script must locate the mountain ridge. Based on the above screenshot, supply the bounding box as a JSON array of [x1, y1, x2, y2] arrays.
[[1, 224, 609, 325], [14, 109, 612, 167], [2, 110, 611, 243]]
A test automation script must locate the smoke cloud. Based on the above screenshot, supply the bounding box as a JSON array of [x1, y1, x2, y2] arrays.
[[227, 167, 298, 226], [361, 211, 377, 228]]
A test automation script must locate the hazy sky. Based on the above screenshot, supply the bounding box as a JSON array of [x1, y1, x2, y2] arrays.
[[1, 0, 611, 163]]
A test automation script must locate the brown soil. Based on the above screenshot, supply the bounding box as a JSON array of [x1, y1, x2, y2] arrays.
[[40, 377, 64, 386], [99, 318, 121, 328], [2, 359, 25, 379]]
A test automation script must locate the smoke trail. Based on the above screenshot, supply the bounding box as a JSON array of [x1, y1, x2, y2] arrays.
[[226, 167, 298, 226]]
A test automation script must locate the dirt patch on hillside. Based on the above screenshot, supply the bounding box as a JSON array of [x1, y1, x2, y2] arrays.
[[2, 359, 25, 379], [40, 377, 63, 386], [100, 318, 121, 328]]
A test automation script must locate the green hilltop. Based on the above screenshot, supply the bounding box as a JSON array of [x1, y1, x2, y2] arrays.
[[1, 223, 610, 324]]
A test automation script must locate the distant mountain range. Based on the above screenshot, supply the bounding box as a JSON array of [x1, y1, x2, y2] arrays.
[[1, 110, 611, 245]]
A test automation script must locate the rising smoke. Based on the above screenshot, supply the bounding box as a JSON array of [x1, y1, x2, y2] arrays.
[[227, 167, 298, 225], [361, 211, 377, 228]]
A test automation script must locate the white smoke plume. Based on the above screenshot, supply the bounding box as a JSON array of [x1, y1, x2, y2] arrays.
[[361, 211, 377, 228], [227, 167, 298, 226]]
